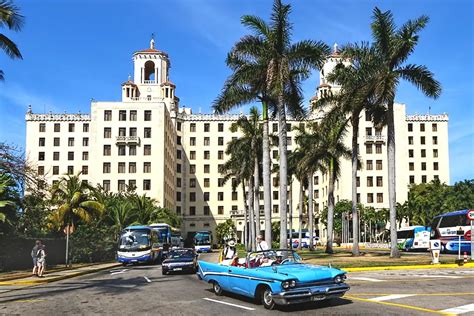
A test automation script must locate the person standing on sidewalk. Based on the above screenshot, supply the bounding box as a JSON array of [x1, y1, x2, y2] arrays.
[[36, 244, 46, 277], [31, 240, 42, 276]]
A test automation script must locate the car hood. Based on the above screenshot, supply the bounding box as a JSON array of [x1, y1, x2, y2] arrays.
[[255, 264, 342, 283], [163, 258, 194, 264]]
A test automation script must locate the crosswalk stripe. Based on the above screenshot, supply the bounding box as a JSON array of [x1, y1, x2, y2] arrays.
[[350, 277, 384, 282], [369, 294, 417, 302], [441, 304, 474, 315]]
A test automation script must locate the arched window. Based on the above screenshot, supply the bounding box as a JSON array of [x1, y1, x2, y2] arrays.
[[144, 60, 156, 81]]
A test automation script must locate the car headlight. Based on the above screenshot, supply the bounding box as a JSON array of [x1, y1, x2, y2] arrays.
[[282, 281, 290, 289], [289, 280, 296, 288], [334, 275, 345, 283]]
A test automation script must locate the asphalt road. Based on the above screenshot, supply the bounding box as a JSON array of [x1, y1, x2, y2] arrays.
[[0, 254, 473, 315]]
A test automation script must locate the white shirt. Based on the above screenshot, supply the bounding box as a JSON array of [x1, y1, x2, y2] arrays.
[[224, 246, 236, 259], [257, 240, 269, 251]]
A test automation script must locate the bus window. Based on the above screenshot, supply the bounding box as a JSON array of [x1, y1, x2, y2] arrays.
[[439, 214, 468, 228]]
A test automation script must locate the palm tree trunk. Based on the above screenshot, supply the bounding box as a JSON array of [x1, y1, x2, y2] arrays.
[[262, 101, 272, 244], [277, 94, 288, 249], [288, 179, 293, 249], [387, 99, 400, 258], [241, 182, 248, 249], [326, 161, 336, 254], [351, 114, 360, 256], [307, 173, 314, 251], [247, 178, 256, 251], [254, 156, 261, 237], [298, 182, 304, 250]]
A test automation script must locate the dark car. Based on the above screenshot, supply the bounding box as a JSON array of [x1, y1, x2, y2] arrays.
[[162, 248, 198, 275]]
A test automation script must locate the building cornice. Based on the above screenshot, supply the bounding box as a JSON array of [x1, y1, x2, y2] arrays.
[[26, 113, 91, 122], [406, 114, 448, 122]]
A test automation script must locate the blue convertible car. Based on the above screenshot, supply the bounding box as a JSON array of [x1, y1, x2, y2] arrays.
[[197, 249, 349, 310]]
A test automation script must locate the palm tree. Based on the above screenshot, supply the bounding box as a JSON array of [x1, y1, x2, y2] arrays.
[[0, 173, 15, 222], [130, 194, 158, 225], [49, 174, 104, 265], [224, 0, 329, 248], [369, 7, 441, 257], [0, 0, 23, 81], [108, 200, 135, 235]]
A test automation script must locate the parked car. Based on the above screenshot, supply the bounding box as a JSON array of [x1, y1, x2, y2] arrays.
[[162, 248, 198, 275], [197, 249, 349, 310]]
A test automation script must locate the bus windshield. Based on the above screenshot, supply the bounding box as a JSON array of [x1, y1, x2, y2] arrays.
[[119, 229, 151, 251], [194, 233, 211, 245], [397, 230, 415, 239]]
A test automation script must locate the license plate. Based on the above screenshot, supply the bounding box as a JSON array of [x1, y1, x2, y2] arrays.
[[174, 268, 182, 271]]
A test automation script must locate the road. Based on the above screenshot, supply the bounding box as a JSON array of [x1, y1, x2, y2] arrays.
[[0, 253, 473, 315]]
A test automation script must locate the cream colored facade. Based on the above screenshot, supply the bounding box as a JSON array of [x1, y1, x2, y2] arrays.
[[25, 41, 449, 241]]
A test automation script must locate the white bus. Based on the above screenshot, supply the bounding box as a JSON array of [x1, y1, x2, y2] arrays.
[[397, 226, 430, 251], [430, 209, 472, 254]]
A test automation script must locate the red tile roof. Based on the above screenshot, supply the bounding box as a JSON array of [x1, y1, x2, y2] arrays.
[[134, 48, 168, 57]]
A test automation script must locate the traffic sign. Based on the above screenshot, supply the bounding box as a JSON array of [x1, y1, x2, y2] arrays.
[[63, 224, 75, 235], [467, 209, 474, 220], [465, 230, 471, 241]]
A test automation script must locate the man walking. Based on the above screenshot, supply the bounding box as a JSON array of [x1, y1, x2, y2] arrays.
[[31, 240, 41, 276]]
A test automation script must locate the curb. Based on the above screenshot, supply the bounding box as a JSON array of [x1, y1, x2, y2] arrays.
[[0, 263, 101, 282], [344, 262, 474, 272], [0, 263, 122, 286]]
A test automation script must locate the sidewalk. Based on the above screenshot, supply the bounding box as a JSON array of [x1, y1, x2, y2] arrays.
[[0, 262, 121, 286]]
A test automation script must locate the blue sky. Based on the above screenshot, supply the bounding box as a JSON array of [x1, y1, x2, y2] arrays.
[[0, 0, 472, 183]]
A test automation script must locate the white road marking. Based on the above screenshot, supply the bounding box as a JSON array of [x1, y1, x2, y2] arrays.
[[441, 303, 474, 315], [413, 275, 461, 279], [144, 276, 151, 283], [203, 298, 256, 311], [110, 269, 128, 275], [350, 277, 385, 282], [369, 294, 417, 302]]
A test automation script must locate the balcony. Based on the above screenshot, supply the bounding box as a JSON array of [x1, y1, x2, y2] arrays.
[[365, 135, 386, 143], [115, 136, 140, 145]]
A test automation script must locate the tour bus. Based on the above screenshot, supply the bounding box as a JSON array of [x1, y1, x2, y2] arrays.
[[194, 231, 213, 253], [149, 223, 173, 258], [396, 226, 431, 251], [117, 225, 160, 265], [170, 227, 184, 248], [430, 209, 472, 254]]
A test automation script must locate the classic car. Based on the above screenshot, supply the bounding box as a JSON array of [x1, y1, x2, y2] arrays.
[[162, 248, 198, 275], [197, 249, 349, 310]]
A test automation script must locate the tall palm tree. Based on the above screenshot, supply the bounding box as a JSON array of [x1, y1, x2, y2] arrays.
[[0, 0, 23, 81], [108, 200, 135, 235], [0, 173, 15, 222], [130, 194, 158, 225], [369, 7, 441, 257]]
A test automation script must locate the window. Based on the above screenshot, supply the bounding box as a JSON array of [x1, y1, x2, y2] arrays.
[[103, 145, 111, 156], [118, 180, 126, 191], [273, 150, 278, 159], [176, 192, 181, 202], [67, 166, 74, 175], [366, 144, 372, 154], [189, 164, 196, 174], [409, 149, 414, 158], [218, 150, 224, 160], [104, 110, 112, 121], [204, 123, 210, 132], [433, 149, 438, 158], [54, 123, 61, 132], [377, 193, 383, 203], [432, 123, 437, 132], [119, 110, 126, 121], [408, 136, 414, 145], [204, 206, 210, 216], [204, 151, 210, 159], [190, 206, 196, 216], [103, 163, 111, 173], [421, 162, 426, 171], [190, 151, 196, 160], [434, 162, 439, 170], [376, 160, 382, 170], [190, 178, 196, 188], [144, 127, 152, 138], [68, 138, 74, 146], [53, 152, 60, 160], [218, 123, 224, 132], [176, 177, 181, 187], [144, 110, 152, 121], [365, 111, 371, 121], [204, 137, 210, 146], [119, 128, 126, 137], [314, 176, 319, 185], [144, 145, 151, 155], [68, 152, 74, 160], [367, 177, 373, 187], [204, 164, 210, 173], [39, 138, 45, 147], [118, 145, 126, 156], [420, 136, 425, 145], [408, 123, 413, 132], [286, 123, 292, 131], [54, 138, 60, 146], [37, 166, 44, 175], [409, 162, 414, 171], [218, 192, 224, 201], [189, 192, 196, 202], [190, 123, 196, 132], [204, 192, 210, 201], [409, 175, 415, 184], [367, 193, 374, 203], [82, 166, 88, 175], [39, 123, 46, 132], [129, 110, 137, 121], [375, 144, 382, 154], [232, 191, 238, 201], [129, 145, 136, 156], [434, 175, 439, 181], [356, 177, 360, 187], [144, 162, 151, 173], [433, 136, 438, 145], [204, 178, 210, 188], [420, 123, 425, 132], [82, 137, 89, 146], [83, 123, 89, 132], [104, 128, 111, 138], [128, 180, 136, 189], [177, 150, 182, 159], [177, 122, 181, 131], [143, 180, 151, 190], [366, 160, 373, 170], [218, 178, 224, 187], [190, 137, 196, 146], [272, 123, 278, 132], [68, 123, 75, 132], [315, 190, 319, 198], [422, 175, 427, 183], [273, 205, 279, 214], [177, 163, 182, 173], [53, 166, 59, 175], [218, 137, 224, 146], [218, 206, 224, 215], [129, 127, 137, 137], [118, 162, 126, 173], [376, 176, 383, 187], [273, 191, 279, 200], [421, 149, 426, 158], [177, 136, 181, 145], [366, 127, 372, 136]]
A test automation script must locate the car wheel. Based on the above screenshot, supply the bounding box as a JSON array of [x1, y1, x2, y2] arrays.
[[261, 288, 275, 310], [212, 281, 223, 296]]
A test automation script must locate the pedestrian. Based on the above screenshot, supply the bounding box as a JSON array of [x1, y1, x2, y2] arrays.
[[31, 240, 42, 276], [36, 245, 46, 277], [256, 235, 269, 251], [223, 239, 237, 260]]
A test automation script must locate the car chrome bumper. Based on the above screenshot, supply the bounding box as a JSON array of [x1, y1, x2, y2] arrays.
[[272, 283, 350, 305]]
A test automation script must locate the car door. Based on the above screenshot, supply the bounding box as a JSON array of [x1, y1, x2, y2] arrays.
[[228, 266, 252, 296]]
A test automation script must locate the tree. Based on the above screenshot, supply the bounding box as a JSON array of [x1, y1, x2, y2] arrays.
[[0, 173, 15, 223], [369, 7, 441, 258], [129, 194, 158, 225], [225, 0, 329, 249], [150, 207, 181, 228], [216, 219, 236, 245], [0, 0, 23, 81]]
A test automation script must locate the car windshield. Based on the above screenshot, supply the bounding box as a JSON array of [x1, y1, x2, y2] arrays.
[[119, 229, 151, 251], [247, 249, 302, 268], [168, 249, 194, 259]]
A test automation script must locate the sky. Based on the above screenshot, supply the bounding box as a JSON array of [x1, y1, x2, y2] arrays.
[[0, 0, 473, 183]]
